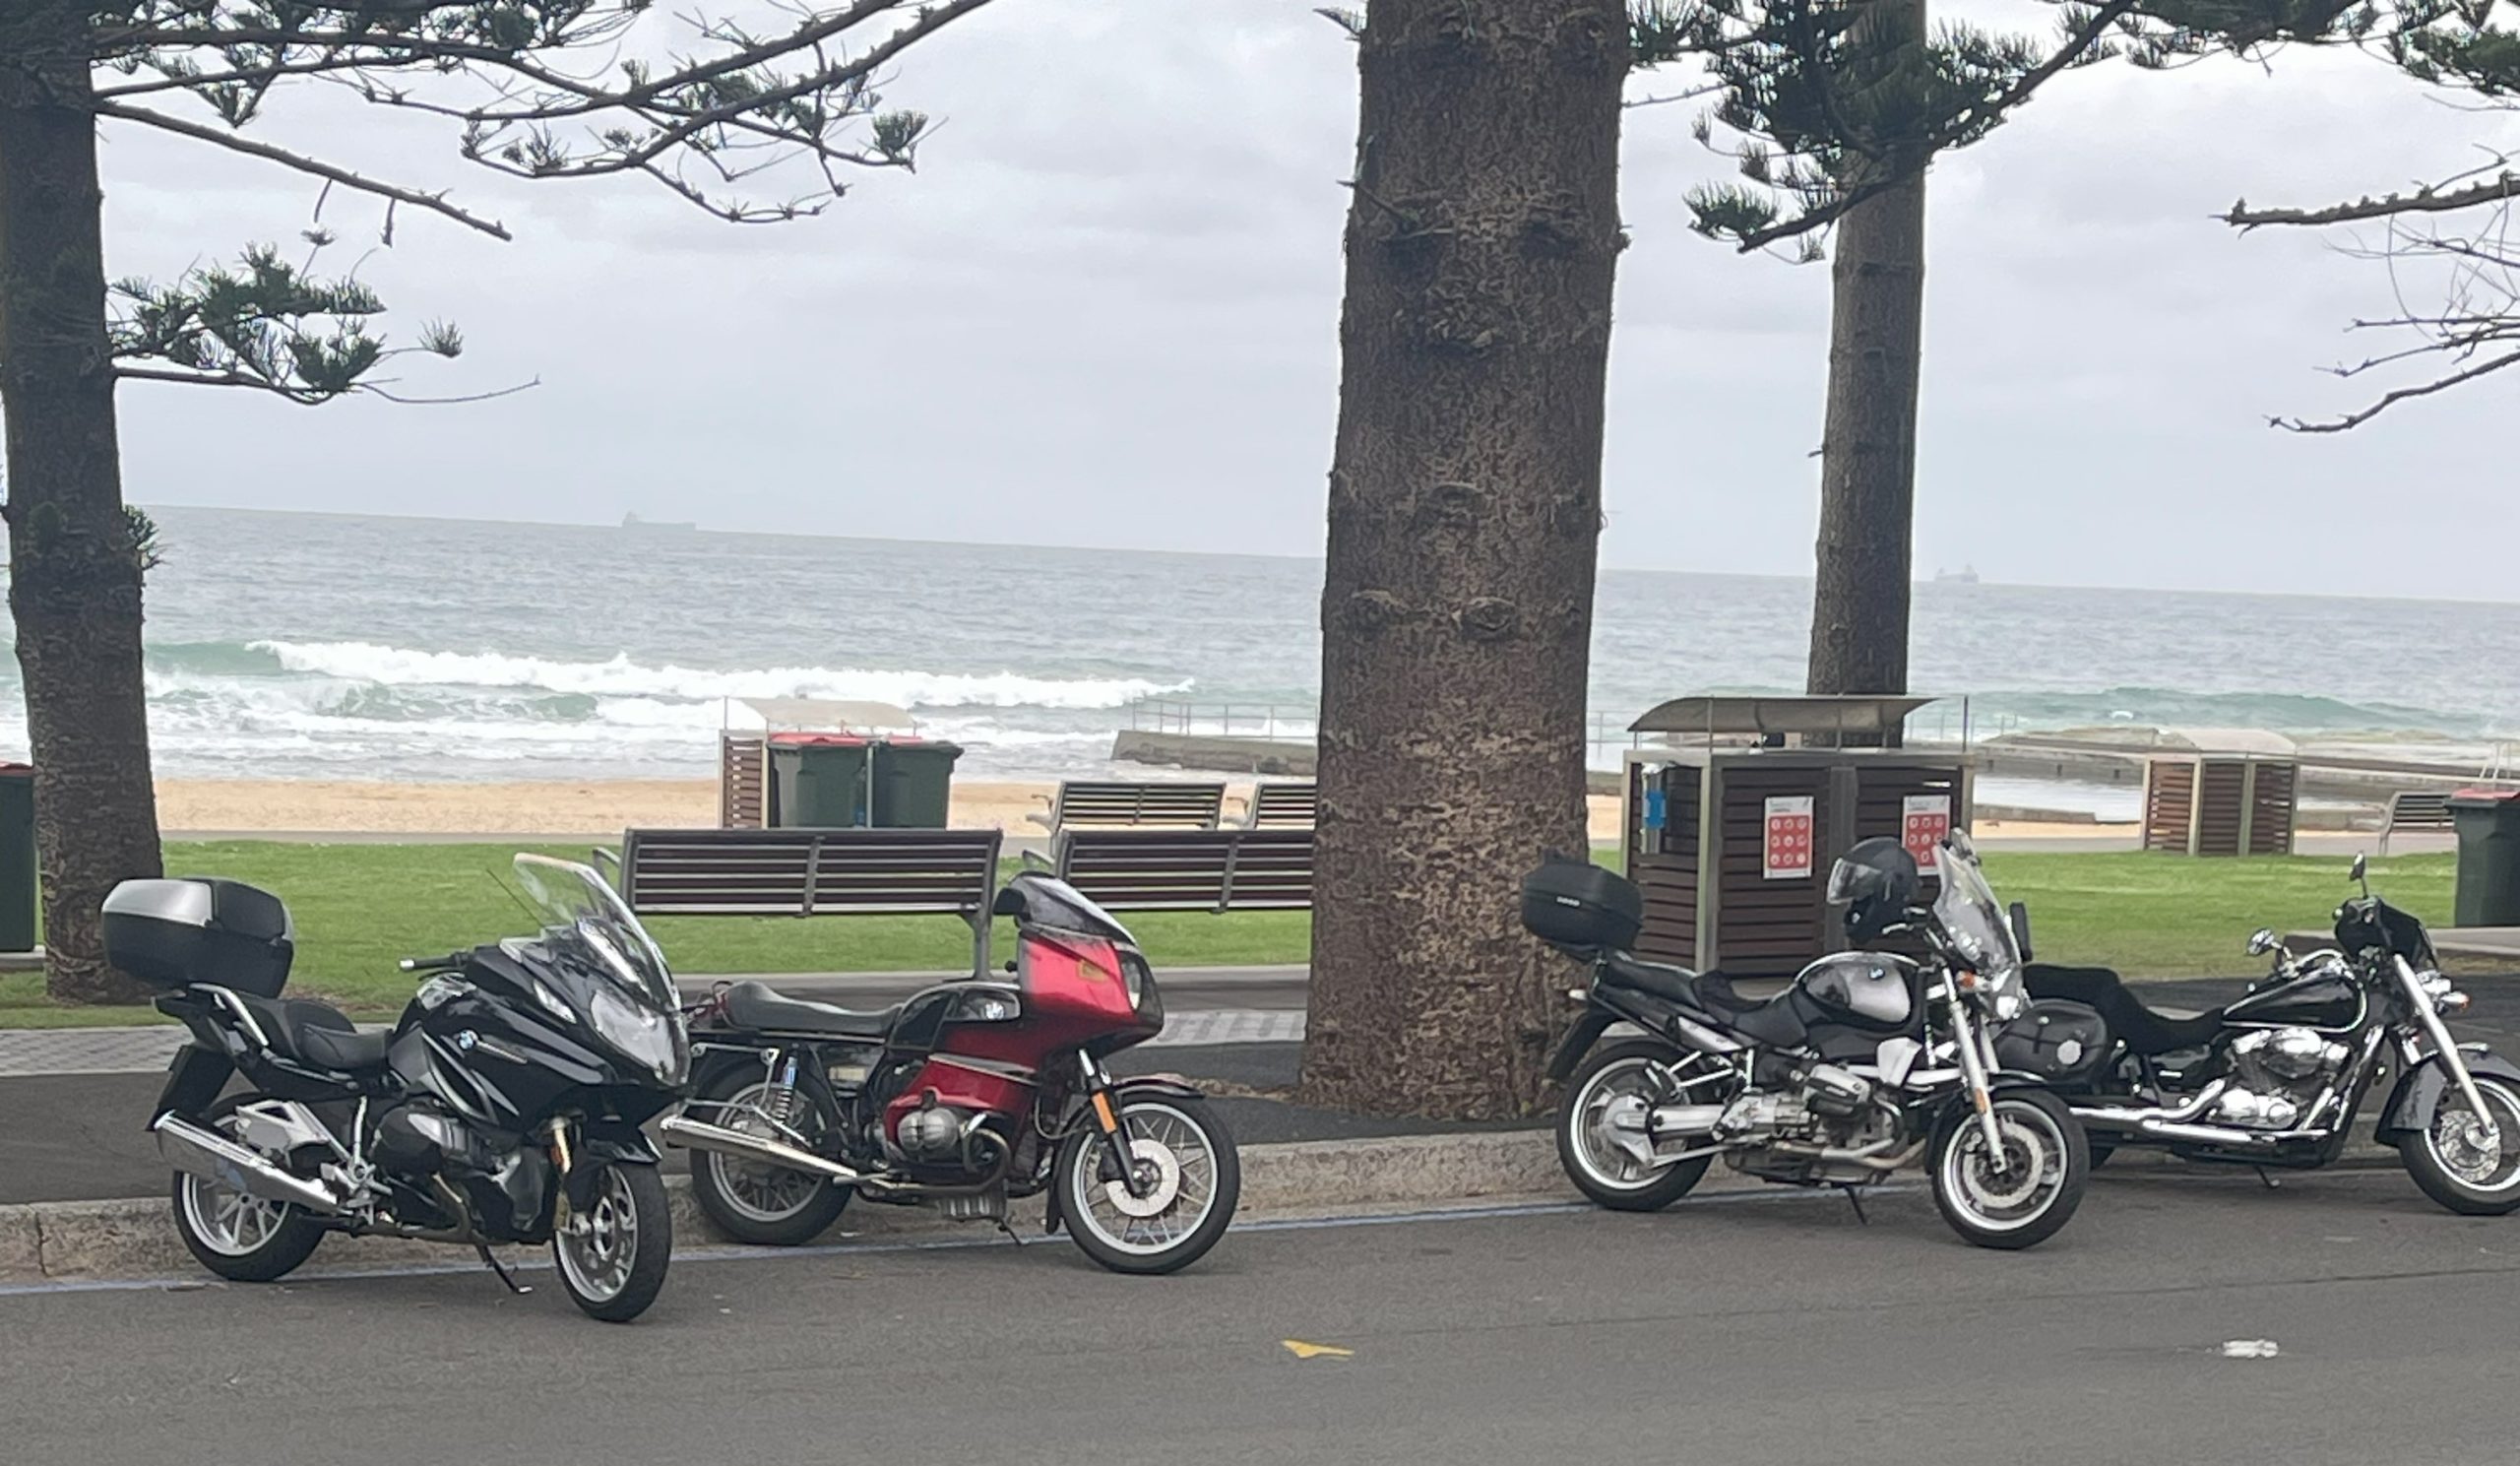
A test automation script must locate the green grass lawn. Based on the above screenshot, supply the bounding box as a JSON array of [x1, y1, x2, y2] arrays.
[[0, 841, 2453, 1028]]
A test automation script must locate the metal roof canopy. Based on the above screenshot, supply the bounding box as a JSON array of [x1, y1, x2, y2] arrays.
[[1628, 694, 1940, 740], [736, 697, 915, 732]]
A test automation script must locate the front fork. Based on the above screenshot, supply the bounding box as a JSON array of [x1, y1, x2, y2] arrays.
[[2395, 955, 2500, 1144], [1079, 1052, 1152, 1199], [1941, 989, 2013, 1173]]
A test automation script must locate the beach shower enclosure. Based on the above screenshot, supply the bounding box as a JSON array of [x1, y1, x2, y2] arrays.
[[1619, 696, 1976, 979]]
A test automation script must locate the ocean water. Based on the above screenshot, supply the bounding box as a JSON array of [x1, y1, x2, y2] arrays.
[[8, 505, 2520, 787]]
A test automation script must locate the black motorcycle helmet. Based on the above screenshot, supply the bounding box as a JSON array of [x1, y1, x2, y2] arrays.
[[1829, 837, 1921, 943]]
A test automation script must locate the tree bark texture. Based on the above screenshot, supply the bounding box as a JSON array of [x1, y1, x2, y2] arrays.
[[1298, 0, 1626, 1120], [0, 5, 165, 1004], [1806, 0, 1928, 708]]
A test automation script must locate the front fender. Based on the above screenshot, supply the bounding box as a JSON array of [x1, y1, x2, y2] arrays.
[[2376, 1051, 2520, 1140], [1110, 1075, 1208, 1105], [567, 1121, 662, 1209]]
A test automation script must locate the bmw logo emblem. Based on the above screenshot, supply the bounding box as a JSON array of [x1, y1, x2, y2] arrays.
[[454, 1031, 477, 1052]]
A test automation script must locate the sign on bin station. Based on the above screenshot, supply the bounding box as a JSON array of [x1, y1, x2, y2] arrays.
[[1763, 796, 1815, 880], [1903, 794, 1951, 873]]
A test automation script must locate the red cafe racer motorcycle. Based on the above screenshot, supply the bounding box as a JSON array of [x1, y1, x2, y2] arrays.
[[660, 870, 1240, 1274]]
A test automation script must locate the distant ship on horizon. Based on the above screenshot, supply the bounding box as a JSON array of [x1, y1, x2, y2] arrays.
[[622, 512, 698, 533], [1933, 564, 1980, 585]]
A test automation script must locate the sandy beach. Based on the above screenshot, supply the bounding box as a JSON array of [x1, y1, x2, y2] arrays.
[[158, 778, 1633, 842]]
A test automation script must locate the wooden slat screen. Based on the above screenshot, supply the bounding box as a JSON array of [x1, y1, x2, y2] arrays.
[[720, 734, 767, 829], [2247, 761, 2298, 857], [1713, 764, 1831, 980], [2144, 760, 2197, 854], [1632, 764, 1701, 968]]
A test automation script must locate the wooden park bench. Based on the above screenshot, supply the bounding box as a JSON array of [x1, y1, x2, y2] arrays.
[[1052, 828, 1314, 914], [1241, 781, 1318, 829], [597, 827, 1003, 973], [1027, 781, 1227, 834], [2381, 791, 2457, 854]]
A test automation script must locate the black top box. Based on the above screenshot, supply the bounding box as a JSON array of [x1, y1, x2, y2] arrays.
[[1521, 855, 1642, 954], [100, 876, 294, 996]]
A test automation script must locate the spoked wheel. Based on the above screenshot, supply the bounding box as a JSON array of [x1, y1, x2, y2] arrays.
[[1057, 1096, 1239, 1275], [553, 1161, 672, 1322], [1930, 1089, 2089, 1250], [687, 1074, 852, 1245], [2401, 1073, 2520, 1217], [1557, 1039, 1730, 1212], [168, 1098, 326, 1284]]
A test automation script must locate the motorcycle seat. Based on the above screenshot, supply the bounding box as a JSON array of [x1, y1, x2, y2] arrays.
[[231, 993, 392, 1071], [2023, 965, 2223, 1057], [721, 980, 896, 1041], [1601, 955, 1806, 1049]]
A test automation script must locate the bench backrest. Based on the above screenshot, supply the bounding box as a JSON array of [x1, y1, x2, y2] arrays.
[[2387, 791, 2458, 829], [617, 827, 1002, 919], [1049, 781, 1227, 831], [1053, 828, 1314, 913], [1245, 782, 1318, 828]]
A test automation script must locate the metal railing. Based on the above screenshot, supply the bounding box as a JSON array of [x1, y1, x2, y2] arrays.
[[1125, 700, 1314, 741]]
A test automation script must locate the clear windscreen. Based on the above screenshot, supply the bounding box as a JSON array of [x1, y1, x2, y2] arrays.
[[1931, 833, 2020, 978], [512, 854, 676, 1010]]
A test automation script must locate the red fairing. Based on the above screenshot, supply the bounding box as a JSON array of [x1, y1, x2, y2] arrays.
[[940, 931, 1154, 1066]]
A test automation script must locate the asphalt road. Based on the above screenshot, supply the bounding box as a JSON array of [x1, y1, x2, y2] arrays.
[[3, 1169, 2514, 1464]]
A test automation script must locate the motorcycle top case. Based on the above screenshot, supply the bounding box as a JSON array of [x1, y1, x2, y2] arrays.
[[1521, 857, 1643, 953], [100, 876, 294, 996], [1993, 999, 2111, 1087]]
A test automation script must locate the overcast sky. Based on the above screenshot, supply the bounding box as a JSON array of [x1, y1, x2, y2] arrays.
[[93, 1, 2518, 594]]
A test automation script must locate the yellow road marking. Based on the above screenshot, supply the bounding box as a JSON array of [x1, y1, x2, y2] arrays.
[[1281, 1340, 1354, 1361]]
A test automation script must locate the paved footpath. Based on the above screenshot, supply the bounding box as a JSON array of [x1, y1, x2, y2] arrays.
[[2, 1168, 2511, 1464]]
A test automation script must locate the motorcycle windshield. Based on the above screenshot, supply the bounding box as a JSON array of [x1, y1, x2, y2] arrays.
[[512, 854, 676, 1011], [1931, 833, 2019, 979], [993, 871, 1139, 946]]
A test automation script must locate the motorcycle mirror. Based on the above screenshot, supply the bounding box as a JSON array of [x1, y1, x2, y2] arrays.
[[2349, 852, 2367, 889], [2007, 901, 2034, 963], [2246, 927, 2280, 957]]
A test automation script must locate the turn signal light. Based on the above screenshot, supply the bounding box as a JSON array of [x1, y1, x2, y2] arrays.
[[2442, 989, 2473, 1015]]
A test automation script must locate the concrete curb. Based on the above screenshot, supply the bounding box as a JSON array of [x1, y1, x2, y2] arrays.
[[0, 1130, 1574, 1286], [0, 1127, 2418, 1288]]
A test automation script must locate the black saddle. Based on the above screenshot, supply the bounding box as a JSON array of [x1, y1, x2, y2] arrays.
[[234, 993, 392, 1071], [2023, 965, 2222, 1057], [1601, 954, 1807, 1050], [721, 980, 896, 1041]]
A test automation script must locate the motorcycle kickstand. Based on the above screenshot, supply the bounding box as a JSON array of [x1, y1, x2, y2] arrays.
[[995, 1216, 1030, 1248], [2253, 1167, 2281, 1192], [475, 1243, 533, 1295], [1837, 1184, 1870, 1226]]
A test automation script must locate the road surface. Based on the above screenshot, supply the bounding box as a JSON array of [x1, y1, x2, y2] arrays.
[[2, 1167, 2512, 1464]]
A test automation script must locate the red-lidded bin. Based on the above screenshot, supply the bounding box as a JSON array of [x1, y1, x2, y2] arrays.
[[2448, 787, 2520, 928]]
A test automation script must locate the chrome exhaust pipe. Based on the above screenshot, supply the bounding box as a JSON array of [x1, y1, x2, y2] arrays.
[[2073, 1079, 2230, 1133], [1636, 1105, 1729, 1137], [154, 1113, 342, 1216], [659, 1114, 866, 1183]]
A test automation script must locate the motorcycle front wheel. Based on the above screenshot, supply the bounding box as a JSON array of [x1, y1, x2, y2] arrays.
[[1928, 1089, 2088, 1250], [1057, 1095, 1239, 1275], [2399, 1073, 2520, 1216], [553, 1161, 672, 1322]]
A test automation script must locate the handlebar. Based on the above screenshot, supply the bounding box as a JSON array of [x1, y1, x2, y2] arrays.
[[399, 951, 468, 975]]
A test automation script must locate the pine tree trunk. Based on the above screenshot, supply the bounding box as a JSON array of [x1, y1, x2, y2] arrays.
[[1297, 0, 1626, 1120], [1806, 0, 1928, 710], [0, 7, 164, 1005]]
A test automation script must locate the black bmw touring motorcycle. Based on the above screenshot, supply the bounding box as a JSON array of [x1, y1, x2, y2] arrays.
[[104, 854, 691, 1320], [1531, 832, 2089, 1249], [2025, 854, 2520, 1215]]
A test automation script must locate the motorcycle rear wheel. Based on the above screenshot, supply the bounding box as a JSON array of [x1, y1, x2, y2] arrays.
[[1928, 1089, 2088, 1250], [168, 1096, 327, 1284], [687, 1072, 853, 1246], [1556, 1039, 1722, 1213]]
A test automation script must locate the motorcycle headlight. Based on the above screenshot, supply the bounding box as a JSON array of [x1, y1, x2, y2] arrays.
[[588, 984, 686, 1085]]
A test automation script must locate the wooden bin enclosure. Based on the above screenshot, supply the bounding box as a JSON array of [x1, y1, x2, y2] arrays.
[[2141, 755, 2298, 857], [1618, 696, 1974, 981], [718, 697, 917, 830]]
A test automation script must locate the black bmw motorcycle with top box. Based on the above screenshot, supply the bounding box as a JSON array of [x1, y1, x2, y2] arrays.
[[2023, 854, 2520, 1215], [1528, 833, 2089, 1249], [102, 854, 691, 1320]]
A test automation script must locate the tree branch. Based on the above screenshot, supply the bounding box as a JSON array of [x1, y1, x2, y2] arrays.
[[93, 98, 513, 240], [115, 363, 539, 406], [2273, 347, 2520, 432], [2226, 169, 2520, 231]]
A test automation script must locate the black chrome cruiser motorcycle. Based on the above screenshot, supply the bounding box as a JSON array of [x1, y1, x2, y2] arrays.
[[2024, 854, 2520, 1215], [1533, 833, 2089, 1249], [104, 854, 691, 1320]]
